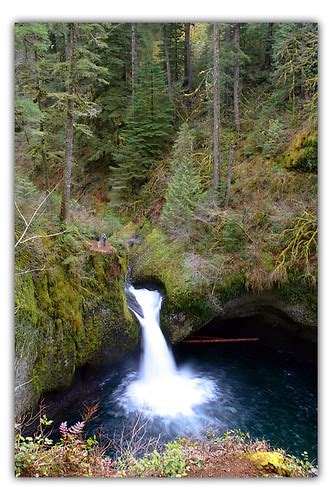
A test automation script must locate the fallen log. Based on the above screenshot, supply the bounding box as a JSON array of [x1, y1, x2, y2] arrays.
[[181, 337, 259, 344]]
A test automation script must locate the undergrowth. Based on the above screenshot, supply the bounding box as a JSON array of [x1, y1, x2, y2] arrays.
[[15, 412, 317, 478]]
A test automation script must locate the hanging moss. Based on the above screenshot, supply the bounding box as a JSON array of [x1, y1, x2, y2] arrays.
[[15, 234, 139, 417], [283, 129, 318, 172]]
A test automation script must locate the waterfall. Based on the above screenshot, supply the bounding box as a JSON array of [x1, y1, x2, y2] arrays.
[[126, 286, 176, 381], [117, 285, 217, 419]]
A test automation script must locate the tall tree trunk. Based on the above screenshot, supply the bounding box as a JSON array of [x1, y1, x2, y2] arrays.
[[222, 24, 231, 123], [233, 23, 241, 133], [60, 22, 77, 223], [224, 144, 234, 208], [131, 23, 138, 92], [212, 23, 220, 189], [184, 22, 192, 90], [35, 51, 50, 190], [163, 24, 173, 101], [263, 22, 274, 70], [174, 27, 179, 81], [39, 117, 49, 191]]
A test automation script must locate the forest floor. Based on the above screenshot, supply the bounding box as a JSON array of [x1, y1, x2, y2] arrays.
[[185, 451, 266, 478]]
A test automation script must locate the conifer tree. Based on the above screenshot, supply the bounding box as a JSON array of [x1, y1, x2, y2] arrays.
[[184, 23, 192, 90], [162, 24, 173, 101], [168, 23, 185, 84], [110, 58, 173, 205], [15, 23, 51, 183], [212, 23, 220, 189], [82, 23, 131, 166], [233, 23, 241, 133], [271, 23, 318, 112], [161, 123, 202, 236], [60, 22, 78, 223]]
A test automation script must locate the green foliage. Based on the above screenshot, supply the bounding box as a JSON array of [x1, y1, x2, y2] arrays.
[[215, 274, 246, 304], [15, 414, 53, 477], [15, 175, 39, 208], [15, 22, 110, 184], [14, 413, 106, 477], [162, 124, 203, 236], [220, 218, 248, 253], [133, 228, 191, 301], [262, 119, 286, 158], [14, 22, 318, 433], [121, 440, 190, 478], [165, 23, 185, 83], [287, 451, 314, 477], [271, 23, 318, 113], [111, 56, 173, 205], [15, 418, 316, 478]]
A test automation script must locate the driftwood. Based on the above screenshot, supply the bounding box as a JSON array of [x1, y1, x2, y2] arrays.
[[182, 337, 259, 344]]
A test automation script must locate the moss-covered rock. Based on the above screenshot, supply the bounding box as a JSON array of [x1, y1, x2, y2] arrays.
[[283, 128, 318, 172], [130, 229, 317, 343], [244, 451, 290, 476], [15, 234, 139, 418]]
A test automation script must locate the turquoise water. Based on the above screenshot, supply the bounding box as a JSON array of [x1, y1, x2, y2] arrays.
[[46, 317, 317, 461]]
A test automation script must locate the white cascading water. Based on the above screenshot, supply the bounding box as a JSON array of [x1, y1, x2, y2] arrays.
[[118, 285, 217, 419]]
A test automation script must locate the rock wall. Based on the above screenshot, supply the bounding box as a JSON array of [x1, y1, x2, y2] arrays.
[[15, 230, 317, 419], [15, 241, 139, 419]]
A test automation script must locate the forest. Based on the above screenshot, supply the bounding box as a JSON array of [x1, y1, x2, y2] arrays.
[[14, 22, 318, 478]]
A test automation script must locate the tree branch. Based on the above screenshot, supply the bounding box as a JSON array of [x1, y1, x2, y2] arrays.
[[15, 266, 51, 276], [15, 202, 28, 226], [19, 230, 67, 246], [15, 182, 60, 248], [15, 378, 35, 392]]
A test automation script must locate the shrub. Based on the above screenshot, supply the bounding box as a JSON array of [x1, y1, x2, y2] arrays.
[[120, 440, 190, 478], [15, 411, 106, 478], [262, 119, 286, 158], [220, 218, 248, 253]]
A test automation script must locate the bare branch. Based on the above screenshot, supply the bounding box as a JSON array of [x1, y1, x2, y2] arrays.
[[15, 266, 50, 276], [15, 182, 60, 248], [15, 202, 28, 226], [19, 230, 67, 246], [15, 378, 35, 392]]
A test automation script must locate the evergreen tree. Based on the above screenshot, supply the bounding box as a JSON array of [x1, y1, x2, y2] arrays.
[[168, 23, 185, 84], [162, 123, 202, 236], [60, 22, 78, 223], [212, 23, 220, 189], [111, 57, 173, 205], [81, 23, 132, 167], [15, 23, 52, 183]]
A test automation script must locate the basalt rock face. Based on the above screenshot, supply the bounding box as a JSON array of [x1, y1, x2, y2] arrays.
[[216, 292, 317, 337], [129, 229, 317, 345], [15, 248, 139, 419], [15, 234, 317, 418], [159, 290, 317, 345], [130, 264, 317, 344]]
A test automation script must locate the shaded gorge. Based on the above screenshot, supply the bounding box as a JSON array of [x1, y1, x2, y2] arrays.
[[41, 313, 317, 461]]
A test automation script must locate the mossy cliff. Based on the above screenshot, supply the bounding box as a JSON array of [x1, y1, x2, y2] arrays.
[[129, 227, 317, 343], [14, 218, 317, 418], [15, 231, 139, 418]]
